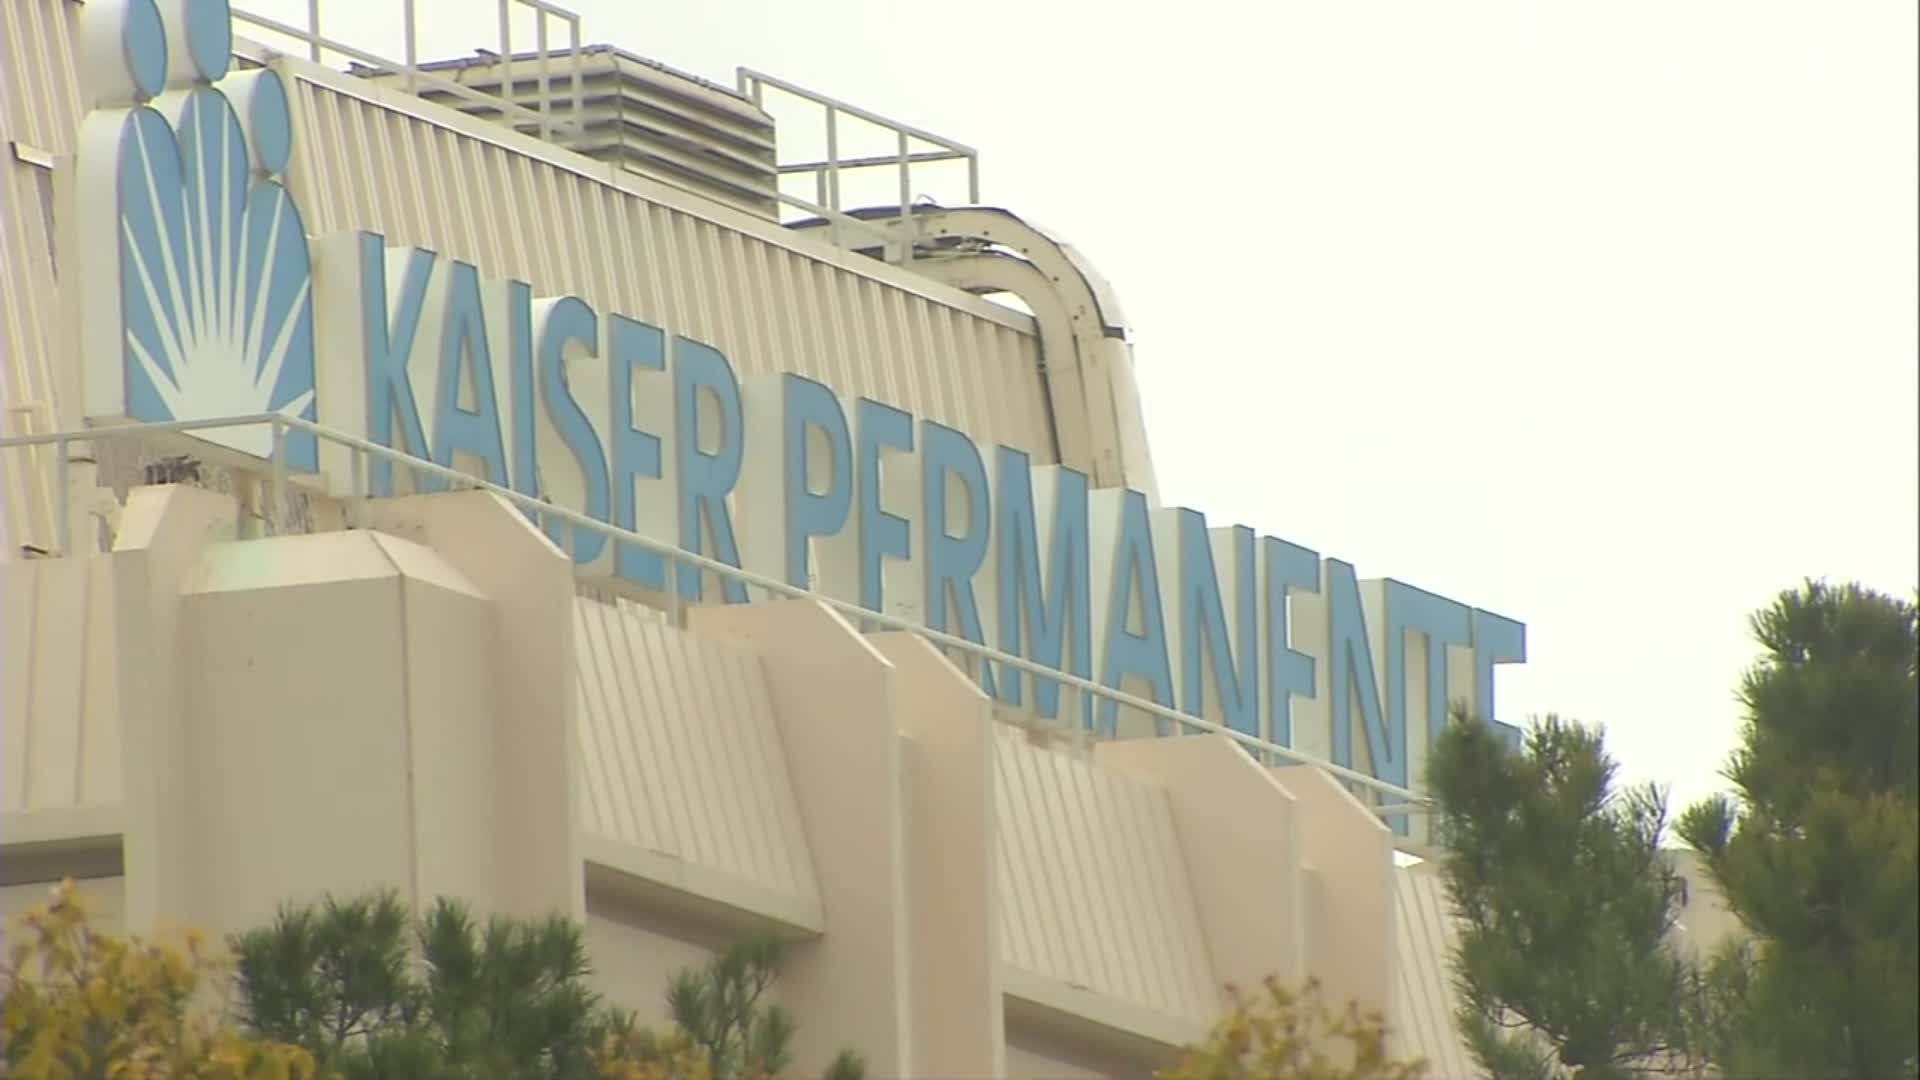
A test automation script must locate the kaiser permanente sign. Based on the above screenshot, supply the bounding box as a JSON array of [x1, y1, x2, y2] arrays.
[[72, 0, 1524, 800]]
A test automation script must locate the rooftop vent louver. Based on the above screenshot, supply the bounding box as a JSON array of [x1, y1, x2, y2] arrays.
[[358, 46, 779, 220]]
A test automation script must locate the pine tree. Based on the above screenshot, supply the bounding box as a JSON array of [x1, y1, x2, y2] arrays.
[[1677, 581, 1920, 1078], [229, 891, 622, 1079], [1426, 713, 1691, 1079], [606, 936, 865, 1080]]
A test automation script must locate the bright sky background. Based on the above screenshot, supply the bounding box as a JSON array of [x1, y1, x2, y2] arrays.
[[253, 0, 1919, 818]]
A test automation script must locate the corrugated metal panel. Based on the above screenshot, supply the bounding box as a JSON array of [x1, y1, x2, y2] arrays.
[[573, 595, 820, 906], [1, 0, 83, 152], [994, 729, 1220, 1029], [1390, 865, 1476, 1078], [283, 67, 1057, 460], [0, 557, 122, 812], [1, 155, 62, 551], [1, 0, 79, 551]]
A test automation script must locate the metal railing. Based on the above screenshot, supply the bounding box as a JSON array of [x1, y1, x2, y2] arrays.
[[737, 69, 981, 265], [0, 414, 1430, 821], [232, 0, 586, 144]]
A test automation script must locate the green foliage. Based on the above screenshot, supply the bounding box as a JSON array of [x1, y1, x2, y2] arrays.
[[229, 893, 865, 1080], [609, 935, 865, 1080], [1, 879, 316, 1079], [1676, 580, 1920, 1078], [1427, 711, 1691, 1078], [1156, 976, 1427, 1080], [229, 890, 627, 1080]]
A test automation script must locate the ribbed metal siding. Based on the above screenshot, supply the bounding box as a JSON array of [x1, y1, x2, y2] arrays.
[[1, 0, 83, 549], [285, 69, 1058, 460], [1, 0, 83, 151], [1, 557, 122, 812], [573, 596, 821, 906], [1391, 865, 1476, 1077], [994, 729, 1221, 1029]]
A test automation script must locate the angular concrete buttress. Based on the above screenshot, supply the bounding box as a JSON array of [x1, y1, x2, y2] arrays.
[[359, 492, 583, 920], [1271, 765, 1396, 1017], [1094, 736, 1305, 1001], [177, 528, 496, 936], [870, 632, 1005, 1078], [689, 601, 913, 1078], [109, 484, 237, 932]]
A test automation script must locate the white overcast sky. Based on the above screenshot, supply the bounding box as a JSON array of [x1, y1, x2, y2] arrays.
[[250, 0, 1919, 817]]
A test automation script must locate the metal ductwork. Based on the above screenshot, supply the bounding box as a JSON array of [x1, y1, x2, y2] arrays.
[[788, 207, 1159, 504]]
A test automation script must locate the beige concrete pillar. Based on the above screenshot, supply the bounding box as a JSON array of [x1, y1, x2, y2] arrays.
[[178, 529, 496, 936], [689, 601, 912, 1078], [870, 633, 1004, 1079], [359, 491, 583, 919], [1097, 735, 1305, 1001], [109, 484, 236, 933], [1272, 765, 1395, 1017]]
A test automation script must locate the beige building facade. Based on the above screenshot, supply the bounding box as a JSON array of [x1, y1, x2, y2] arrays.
[[0, 1, 1737, 1076]]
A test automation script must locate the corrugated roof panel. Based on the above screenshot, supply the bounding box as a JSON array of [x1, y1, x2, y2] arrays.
[[1, 0, 83, 153], [994, 729, 1221, 1031], [1391, 865, 1477, 1078], [0, 557, 122, 812], [573, 596, 821, 907]]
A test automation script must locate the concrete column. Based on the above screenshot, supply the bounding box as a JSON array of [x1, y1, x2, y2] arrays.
[[1271, 765, 1395, 1017], [177, 528, 496, 936], [1096, 735, 1305, 1001], [689, 601, 913, 1078], [359, 491, 582, 920], [110, 484, 235, 933], [871, 633, 1004, 1078]]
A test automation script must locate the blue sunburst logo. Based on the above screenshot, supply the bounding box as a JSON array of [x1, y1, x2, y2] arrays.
[[82, 0, 318, 471]]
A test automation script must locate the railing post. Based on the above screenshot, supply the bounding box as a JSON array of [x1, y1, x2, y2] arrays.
[[568, 16, 584, 134], [269, 418, 288, 537], [667, 550, 683, 626], [306, 0, 322, 63], [535, 6, 552, 141], [498, 0, 514, 108], [402, 0, 418, 94], [54, 435, 70, 556], [824, 105, 841, 213], [896, 130, 912, 266]]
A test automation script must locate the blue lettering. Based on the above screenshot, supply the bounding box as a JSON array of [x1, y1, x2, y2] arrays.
[[536, 296, 611, 565], [781, 375, 852, 588], [674, 338, 749, 604], [506, 280, 537, 502], [994, 450, 1091, 722], [431, 261, 508, 486], [1382, 580, 1472, 755], [1261, 536, 1319, 747], [1472, 608, 1527, 751], [1179, 513, 1257, 737], [922, 420, 995, 697], [855, 398, 913, 612], [1327, 558, 1399, 790], [1098, 490, 1175, 734], [609, 314, 667, 589], [361, 238, 438, 495]]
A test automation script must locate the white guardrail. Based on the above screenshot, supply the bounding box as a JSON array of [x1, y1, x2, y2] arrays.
[[0, 414, 1429, 820]]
